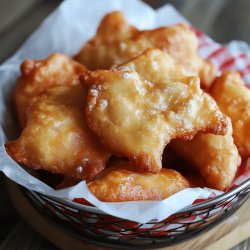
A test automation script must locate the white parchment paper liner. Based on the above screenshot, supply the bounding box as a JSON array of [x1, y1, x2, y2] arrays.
[[1, 0, 249, 223]]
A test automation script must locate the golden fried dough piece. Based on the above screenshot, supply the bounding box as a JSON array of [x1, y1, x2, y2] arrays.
[[6, 85, 110, 181], [88, 162, 189, 201], [210, 72, 250, 158], [14, 53, 86, 128], [170, 120, 240, 190], [82, 49, 229, 173], [75, 11, 216, 88]]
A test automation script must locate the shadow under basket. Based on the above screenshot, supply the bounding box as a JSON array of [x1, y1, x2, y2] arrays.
[[22, 179, 250, 249]]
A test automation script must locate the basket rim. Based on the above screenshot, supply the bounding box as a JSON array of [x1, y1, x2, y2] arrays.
[[30, 177, 250, 216]]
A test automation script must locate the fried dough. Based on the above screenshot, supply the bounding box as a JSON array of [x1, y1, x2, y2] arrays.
[[88, 162, 189, 201], [82, 49, 229, 173], [75, 11, 216, 88], [210, 72, 250, 158], [14, 53, 86, 128], [6, 85, 110, 181], [170, 120, 240, 190]]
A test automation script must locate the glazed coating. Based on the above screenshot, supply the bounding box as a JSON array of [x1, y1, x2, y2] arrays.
[[210, 72, 250, 159], [75, 11, 216, 88], [82, 49, 229, 173], [170, 120, 240, 190], [87, 162, 189, 201], [6, 85, 111, 181], [14, 53, 86, 128]]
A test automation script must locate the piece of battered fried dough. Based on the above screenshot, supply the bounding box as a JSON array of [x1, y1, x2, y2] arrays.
[[88, 162, 189, 201], [210, 72, 250, 159], [5, 85, 111, 181], [14, 53, 86, 128], [82, 49, 229, 173], [75, 11, 216, 88], [170, 119, 240, 190]]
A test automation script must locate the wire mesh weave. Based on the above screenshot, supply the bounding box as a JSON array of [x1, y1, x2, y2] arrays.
[[23, 178, 250, 249]]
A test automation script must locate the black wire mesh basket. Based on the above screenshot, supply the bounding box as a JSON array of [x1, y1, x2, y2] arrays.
[[22, 178, 250, 249]]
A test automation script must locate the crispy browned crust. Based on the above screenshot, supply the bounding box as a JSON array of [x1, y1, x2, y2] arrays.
[[6, 85, 111, 181], [5, 140, 26, 164], [81, 49, 229, 174], [75, 11, 216, 88], [87, 162, 189, 201], [210, 72, 250, 159], [13, 53, 86, 128]]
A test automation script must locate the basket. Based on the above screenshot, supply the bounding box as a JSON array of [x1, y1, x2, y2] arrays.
[[22, 178, 250, 249]]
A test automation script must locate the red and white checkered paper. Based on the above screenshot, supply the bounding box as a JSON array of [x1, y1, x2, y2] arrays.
[[194, 27, 250, 86]]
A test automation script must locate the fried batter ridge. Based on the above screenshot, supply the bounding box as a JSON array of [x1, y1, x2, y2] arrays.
[[14, 53, 86, 128], [170, 119, 240, 190], [6, 85, 111, 181], [210, 71, 250, 158], [75, 11, 216, 88], [82, 49, 229, 173], [87, 162, 189, 202]]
